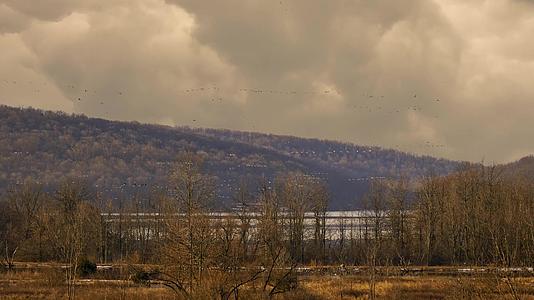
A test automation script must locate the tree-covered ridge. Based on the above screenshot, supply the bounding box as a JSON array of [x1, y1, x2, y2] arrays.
[[187, 127, 461, 179], [0, 105, 461, 209], [498, 155, 534, 180]]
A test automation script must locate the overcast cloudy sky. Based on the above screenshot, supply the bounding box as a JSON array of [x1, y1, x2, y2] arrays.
[[1, 0, 533, 163]]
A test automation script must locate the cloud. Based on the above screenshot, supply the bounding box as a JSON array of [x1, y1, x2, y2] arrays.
[[0, 0, 533, 162], [164, 0, 465, 155], [1, 0, 102, 21], [0, 4, 31, 33]]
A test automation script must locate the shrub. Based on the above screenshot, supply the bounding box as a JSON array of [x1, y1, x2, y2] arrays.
[[77, 258, 97, 277], [131, 269, 158, 286]]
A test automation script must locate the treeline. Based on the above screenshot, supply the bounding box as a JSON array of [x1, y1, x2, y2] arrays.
[[1, 153, 533, 298], [413, 166, 534, 266], [0, 153, 330, 298]]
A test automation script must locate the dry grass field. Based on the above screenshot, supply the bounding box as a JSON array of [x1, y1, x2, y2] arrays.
[[1, 265, 533, 299], [299, 275, 534, 299]]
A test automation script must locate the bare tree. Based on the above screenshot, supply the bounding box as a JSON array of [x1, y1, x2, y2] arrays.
[[310, 180, 328, 264], [1, 182, 44, 265], [52, 180, 100, 300], [158, 152, 215, 298], [257, 177, 298, 298], [363, 180, 388, 299], [233, 178, 254, 262], [278, 173, 308, 263], [386, 177, 411, 265]]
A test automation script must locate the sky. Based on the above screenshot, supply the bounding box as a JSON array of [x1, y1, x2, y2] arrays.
[[1, 0, 533, 163]]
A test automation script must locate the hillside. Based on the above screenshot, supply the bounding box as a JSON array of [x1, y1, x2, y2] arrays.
[[0, 105, 462, 209], [499, 155, 534, 180], [185, 128, 460, 180]]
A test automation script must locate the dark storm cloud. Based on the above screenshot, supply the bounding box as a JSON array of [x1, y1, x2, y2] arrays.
[[1, 0, 533, 162]]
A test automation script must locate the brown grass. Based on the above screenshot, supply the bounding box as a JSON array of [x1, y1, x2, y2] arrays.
[[295, 275, 534, 300], [1, 267, 533, 299], [0, 269, 175, 300]]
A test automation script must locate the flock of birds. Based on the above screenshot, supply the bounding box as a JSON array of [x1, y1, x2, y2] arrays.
[[1, 78, 448, 153], [180, 84, 442, 116], [1, 79, 124, 106]]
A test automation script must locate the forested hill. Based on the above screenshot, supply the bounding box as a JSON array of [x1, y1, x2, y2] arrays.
[[0, 105, 462, 209], [185, 127, 460, 180], [498, 155, 534, 179]]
